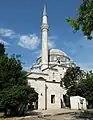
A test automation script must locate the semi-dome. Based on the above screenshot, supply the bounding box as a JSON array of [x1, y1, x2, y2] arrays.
[[49, 49, 68, 57]]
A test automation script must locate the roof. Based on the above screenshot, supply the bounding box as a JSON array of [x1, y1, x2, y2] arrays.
[[49, 49, 68, 57]]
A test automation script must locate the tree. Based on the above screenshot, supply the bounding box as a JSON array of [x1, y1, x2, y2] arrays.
[[0, 45, 38, 117], [63, 67, 93, 108], [77, 71, 93, 108], [62, 66, 84, 89], [61, 67, 83, 108], [0, 85, 38, 116], [66, 0, 93, 39], [0, 43, 5, 56]]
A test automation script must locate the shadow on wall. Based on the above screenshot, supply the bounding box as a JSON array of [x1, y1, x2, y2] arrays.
[[63, 95, 70, 108]]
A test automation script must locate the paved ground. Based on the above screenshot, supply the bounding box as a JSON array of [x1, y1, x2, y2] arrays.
[[45, 114, 85, 120], [33, 108, 79, 116], [2, 109, 78, 120], [14, 113, 92, 120], [44, 110, 93, 120], [4, 114, 85, 120], [5, 116, 45, 120], [5, 113, 93, 120], [24, 109, 93, 120], [4, 109, 93, 120]]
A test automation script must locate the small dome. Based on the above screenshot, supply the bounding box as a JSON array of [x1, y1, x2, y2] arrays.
[[49, 49, 68, 57]]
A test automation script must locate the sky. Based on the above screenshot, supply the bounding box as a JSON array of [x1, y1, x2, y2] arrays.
[[0, 0, 93, 71]]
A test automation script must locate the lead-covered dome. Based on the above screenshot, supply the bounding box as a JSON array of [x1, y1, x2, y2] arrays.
[[48, 49, 70, 64], [31, 48, 75, 71], [49, 49, 68, 57]]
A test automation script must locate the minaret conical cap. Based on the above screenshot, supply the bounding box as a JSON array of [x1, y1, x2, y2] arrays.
[[43, 5, 47, 16]]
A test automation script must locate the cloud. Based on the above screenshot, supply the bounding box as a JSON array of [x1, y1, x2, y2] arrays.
[[0, 28, 40, 50], [0, 28, 19, 39], [18, 34, 40, 50], [48, 40, 55, 49], [0, 28, 57, 51], [18, 34, 56, 50], [0, 39, 10, 46], [48, 36, 57, 49]]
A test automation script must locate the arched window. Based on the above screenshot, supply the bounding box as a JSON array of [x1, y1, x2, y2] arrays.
[[60, 74, 62, 79], [51, 56, 54, 62], [53, 72, 55, 78]]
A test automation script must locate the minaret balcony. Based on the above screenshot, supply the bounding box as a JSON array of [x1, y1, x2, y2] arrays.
[[41, 24, 49, 30]]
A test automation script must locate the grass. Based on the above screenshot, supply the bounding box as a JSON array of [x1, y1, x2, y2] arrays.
[[0, 118, 4, 120]]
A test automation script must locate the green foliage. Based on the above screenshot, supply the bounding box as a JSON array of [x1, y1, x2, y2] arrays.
[[62, 66, 84, 89], [63, 67, 93, 108], [78, 71, 93, 108], [0, 86, 38, 116], [0, 44, 38, 117], [0, 55, 27, 90], [66, 0, 93, 39]]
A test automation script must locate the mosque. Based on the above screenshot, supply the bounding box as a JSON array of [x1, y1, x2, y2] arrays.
[[27, 5, 75, 110]]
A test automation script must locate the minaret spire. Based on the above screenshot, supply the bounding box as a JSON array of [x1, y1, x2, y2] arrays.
[[43, 5, 47, 16], [41, 4, 49, 70]]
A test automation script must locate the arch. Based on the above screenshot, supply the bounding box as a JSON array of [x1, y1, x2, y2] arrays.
[[38, 77, 46, 81]]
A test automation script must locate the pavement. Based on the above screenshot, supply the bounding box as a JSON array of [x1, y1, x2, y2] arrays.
[[5, 109, 93, 120], [33, 108, 79, 117], [45, 114, 84, 120]]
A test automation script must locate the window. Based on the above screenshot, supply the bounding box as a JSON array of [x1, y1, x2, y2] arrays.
[[57, 56, 60, 61], [60, 81, 63, 87], [53, 80, 55, 82], [53, 73, 56, 82], [58, 60, 60, 64], [60, 74, 62, 79], [53, 72, 55, 78], [51, 95, 55, 103], [54, 56, 57, 61], [51, 56, 54, 62]]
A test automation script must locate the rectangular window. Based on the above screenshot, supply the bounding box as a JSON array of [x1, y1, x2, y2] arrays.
[[51, 95, 55, 104], [60, 74, 62, 79]]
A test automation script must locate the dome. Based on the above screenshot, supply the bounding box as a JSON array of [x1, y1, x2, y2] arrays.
[[49, 49, 68, 57]]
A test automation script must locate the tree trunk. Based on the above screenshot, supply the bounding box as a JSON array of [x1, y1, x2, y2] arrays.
[[4, 108, 7, 118]]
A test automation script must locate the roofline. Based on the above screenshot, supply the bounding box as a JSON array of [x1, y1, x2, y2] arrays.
[[28, 77, 60, 84], [27, 71, 48, 76]]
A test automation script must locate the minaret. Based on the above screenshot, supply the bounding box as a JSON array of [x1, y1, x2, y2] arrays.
[[41, 5, 49, 70]]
